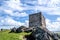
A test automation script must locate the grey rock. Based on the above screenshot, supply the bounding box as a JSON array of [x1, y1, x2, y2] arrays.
[[16, 27, 22, 33], [31, 27, 50, 40], [10, 27, 16, 33], [24, 27, 50, 40]]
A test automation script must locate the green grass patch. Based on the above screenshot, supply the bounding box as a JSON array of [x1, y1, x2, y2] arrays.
[[0, 30, 30, 40]]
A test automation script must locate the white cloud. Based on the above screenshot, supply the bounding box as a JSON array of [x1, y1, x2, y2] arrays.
[[24, 20, 29, 28], [3, 0, 23, 11], [0, 16, 29, 29], [23, 0, 37, 5], [20, 0, 60, 15], [0, 16, 24, 26], [56, 17, 60, 21], [0, 26, 15, 29], [47, 0, 60, 7], [4, 9, 13, 15], [13, 12, 28, 17], [0, 3, 28, 17], [34, 0, 60, 15], [4, 9, 28, 17], [1, 0, 60, 15], [0, 0, 29, 29], [46, 18, 60, 31], [0, 0, 28, 17], [38, 0, 48, 5]]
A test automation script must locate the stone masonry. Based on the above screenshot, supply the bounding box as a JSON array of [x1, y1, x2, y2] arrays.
[[29, 12, 46, 29]]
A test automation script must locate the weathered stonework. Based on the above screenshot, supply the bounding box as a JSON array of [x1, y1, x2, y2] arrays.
[[29, 12, 46, 29]]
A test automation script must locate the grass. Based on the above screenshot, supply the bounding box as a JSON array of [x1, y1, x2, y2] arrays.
[[0, 30, 30, 40], [0, 30, 60, 40]]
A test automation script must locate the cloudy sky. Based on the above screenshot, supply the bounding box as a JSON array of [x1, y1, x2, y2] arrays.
[[0, 0, 60, 31]]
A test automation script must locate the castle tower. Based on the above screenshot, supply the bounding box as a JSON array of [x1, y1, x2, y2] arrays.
[[29, 12, 46, 29]]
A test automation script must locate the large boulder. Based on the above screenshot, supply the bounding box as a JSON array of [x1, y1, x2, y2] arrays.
[[16, 26, 26, 33], [31, 27, 50, 40], [24, 27, 50, 40], [10, 27, 16, 33], [16, 27, 22, 33]]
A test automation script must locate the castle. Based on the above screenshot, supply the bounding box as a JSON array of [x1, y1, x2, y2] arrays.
[[24, 12, 60, 40], [10, 12, 60, 40], [29, 12, 46, 29]]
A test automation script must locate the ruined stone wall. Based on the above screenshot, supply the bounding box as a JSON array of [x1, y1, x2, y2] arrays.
[[29, 12, 46, 29], [41, 14, 46, 29]]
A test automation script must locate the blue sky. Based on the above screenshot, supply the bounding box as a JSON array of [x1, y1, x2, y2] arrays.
[[0, 0, 60, 31]]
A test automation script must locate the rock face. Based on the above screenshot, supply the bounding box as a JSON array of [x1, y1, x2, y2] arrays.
[[16, 27, 22, 33], [31, 27, 50, 40], [24, 27, 50, 40], [24, 12, 60, 40], [16, 26, 26, 33], [24, 27, 60, 40]]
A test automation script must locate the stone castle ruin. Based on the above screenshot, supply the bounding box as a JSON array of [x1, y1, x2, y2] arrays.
[[24, 12, 60, 40], [10, 12, 60, 40], [29, 12, 46, 29]]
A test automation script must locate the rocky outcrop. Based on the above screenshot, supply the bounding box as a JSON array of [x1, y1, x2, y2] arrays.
[[24, 27, 60, 40], [31, 27, 50, 40]]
